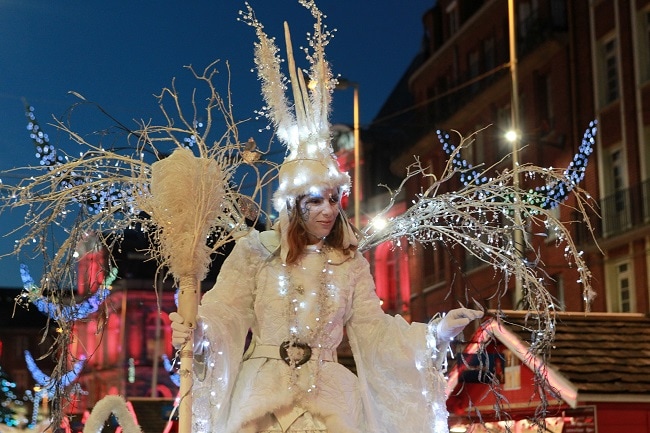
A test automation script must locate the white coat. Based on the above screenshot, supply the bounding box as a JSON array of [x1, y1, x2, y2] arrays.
[[190, 229, 450, 433]]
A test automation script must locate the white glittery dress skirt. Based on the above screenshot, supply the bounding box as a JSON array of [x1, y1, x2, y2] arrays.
[[256, 408, 327, 432]]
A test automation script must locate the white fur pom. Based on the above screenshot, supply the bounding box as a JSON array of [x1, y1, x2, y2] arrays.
[[83, 395, 142, 433]]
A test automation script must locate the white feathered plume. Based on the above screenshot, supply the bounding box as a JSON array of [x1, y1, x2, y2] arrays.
[[139, 147, 229, 282]]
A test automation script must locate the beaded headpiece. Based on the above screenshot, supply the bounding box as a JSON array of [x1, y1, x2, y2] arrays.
[[245, 1, 356, 261], [246, 1, 351, 212]]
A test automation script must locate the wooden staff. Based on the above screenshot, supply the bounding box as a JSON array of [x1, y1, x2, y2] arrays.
[[177, 276, 200, 433]]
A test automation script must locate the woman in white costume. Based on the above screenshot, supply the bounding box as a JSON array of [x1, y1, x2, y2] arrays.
[[170, 176, 482, 433], [170, 2, 483, 432], [171, 179, 482, 433]]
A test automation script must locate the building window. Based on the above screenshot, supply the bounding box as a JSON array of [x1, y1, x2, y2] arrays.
[[535, 73, 553, 133], [146, 312, 163, 363], [599, 36, 619, 105], [545, 76, 553, 126], [610, 261, 634, 312], [550, 0, 567, 28], [518, 0, 539, 39], [483, 36, 496, 75], [611, 149, 625, 209], [107, 314, 121, 365], [385, 260, 397, 312], [643, 127, 650, 222], [421, 243, 441, 287], [468, 49, 480, 93], [636, 8, 650, 83], [446, 1, 459, 36], [374, 243, 398, 313], [422, 244, 435, 287], [602, 147, 631, 235]]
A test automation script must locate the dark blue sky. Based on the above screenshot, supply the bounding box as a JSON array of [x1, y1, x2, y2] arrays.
[[0, 0, 433, 288]]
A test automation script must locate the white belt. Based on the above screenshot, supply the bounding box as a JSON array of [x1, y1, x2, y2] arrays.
[[248, 342, 336, 366]]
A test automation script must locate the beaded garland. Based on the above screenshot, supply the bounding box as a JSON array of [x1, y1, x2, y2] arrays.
[[279, 242, 338, 392]]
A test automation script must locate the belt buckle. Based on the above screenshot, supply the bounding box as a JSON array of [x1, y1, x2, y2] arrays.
[[279, 341, 312, 367]]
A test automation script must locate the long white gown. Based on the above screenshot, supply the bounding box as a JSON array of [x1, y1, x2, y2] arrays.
[[191, 229, 450, 433]]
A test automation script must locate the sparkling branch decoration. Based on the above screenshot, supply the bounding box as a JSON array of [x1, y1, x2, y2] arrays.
[[359, 133, 597, 358], [1, 61, 271, 431]]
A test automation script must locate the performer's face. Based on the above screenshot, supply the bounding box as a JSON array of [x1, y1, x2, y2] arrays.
[[299, 187, 340, 243]]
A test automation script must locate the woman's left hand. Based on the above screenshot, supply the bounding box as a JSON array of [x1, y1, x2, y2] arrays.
[[437, 308, 484, 341]]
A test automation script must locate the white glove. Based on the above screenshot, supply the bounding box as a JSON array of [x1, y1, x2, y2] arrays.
[[437, 308, 484, 342], [170, 312, 203, 349]]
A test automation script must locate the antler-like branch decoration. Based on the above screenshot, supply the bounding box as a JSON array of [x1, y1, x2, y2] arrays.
[[360, 132, 597, 356]]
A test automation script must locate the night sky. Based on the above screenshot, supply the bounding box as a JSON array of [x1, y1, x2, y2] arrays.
[[0, 0, 434, 288]]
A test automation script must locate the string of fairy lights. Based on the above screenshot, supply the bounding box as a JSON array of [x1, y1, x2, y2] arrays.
[[17, 264, 117, 322], [0, 366, 20, 427], [437, 120, 597, 209], [24, 103, 205, 217], [23, 350, 86, 428]]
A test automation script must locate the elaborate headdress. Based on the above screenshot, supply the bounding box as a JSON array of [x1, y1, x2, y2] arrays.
[[245, 1, 356, 256], [246, 1, 350, 208]]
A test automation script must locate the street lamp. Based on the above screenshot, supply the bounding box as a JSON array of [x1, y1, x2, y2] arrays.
[[335, 78, 361, 228], [508, 0, 524, 307], [304, 74, 361, 227]]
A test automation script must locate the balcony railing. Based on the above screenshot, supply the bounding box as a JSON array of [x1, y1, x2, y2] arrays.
[[575, 179, 650, 243], [600, 179, 650, 237], [461, 179, 650, 263]]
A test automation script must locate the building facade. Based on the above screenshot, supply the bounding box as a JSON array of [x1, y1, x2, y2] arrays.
[[356, 0, 650, 431], [369, 0, 650, 320]]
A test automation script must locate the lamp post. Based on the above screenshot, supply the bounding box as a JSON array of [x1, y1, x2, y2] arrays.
[[508, 0, 524, 307], [336, 78, 361, 228]]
